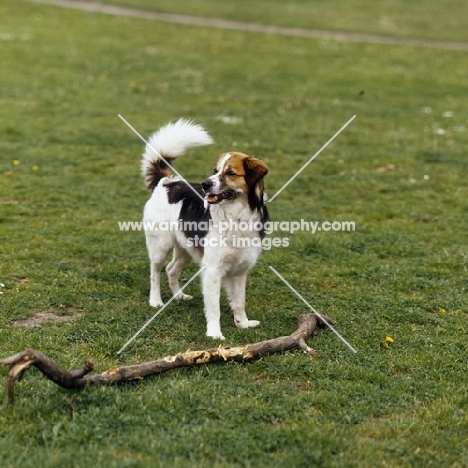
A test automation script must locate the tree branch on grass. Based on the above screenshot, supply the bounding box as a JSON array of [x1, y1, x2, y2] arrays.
[[0, 313, 335, 404]]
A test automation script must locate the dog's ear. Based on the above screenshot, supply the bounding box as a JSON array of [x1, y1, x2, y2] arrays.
[[243, 157, 268, 183], [243, 157, 268, 212]]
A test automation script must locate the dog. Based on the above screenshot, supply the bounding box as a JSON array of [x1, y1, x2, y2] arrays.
[[141, 119, 269, 339]]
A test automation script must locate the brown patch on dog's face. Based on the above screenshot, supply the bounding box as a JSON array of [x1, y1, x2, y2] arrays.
[[202, 152, 268, 206], [216, 152, 248, 200]]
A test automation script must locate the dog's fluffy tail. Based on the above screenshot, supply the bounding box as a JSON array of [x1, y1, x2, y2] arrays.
[[141, 119, 213, 190]]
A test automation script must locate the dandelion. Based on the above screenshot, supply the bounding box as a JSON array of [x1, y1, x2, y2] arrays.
[[13, 160, 19, 166], [442, 111, 453, 118], [31, 165, 38, 171], [436, 128, 446, 135], [424, 175, 430, 180], [422, 106, 432, 114], [439, 308, 446, 313], [383, 336, 394, 348]]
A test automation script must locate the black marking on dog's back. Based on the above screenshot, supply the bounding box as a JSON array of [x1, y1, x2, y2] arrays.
[[165, 181, 211, 243]]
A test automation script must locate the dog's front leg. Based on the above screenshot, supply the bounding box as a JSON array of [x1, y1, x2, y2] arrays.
[[202, 268, 225, 340], [224, 273, 260, 330]]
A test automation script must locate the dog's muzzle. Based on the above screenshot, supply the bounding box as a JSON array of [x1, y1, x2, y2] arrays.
[[202, 179, 236, 204]]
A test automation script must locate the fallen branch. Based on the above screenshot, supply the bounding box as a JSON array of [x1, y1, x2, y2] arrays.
[[0, 313, 334, 404]]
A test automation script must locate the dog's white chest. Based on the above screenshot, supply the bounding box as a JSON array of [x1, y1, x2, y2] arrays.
[[202, 221, 262, 276]]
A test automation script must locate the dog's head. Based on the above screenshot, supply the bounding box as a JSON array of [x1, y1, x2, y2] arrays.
[[201, 152, 268, 210]]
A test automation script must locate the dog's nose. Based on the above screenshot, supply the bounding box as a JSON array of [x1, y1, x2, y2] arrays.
[[201, 179, 213, 191]]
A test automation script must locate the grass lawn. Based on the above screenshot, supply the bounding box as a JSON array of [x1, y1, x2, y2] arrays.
[[98, 0, 468, 43], [1, 0, 467, 467]]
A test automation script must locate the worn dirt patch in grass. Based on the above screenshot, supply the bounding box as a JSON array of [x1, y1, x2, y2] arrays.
[[13, 307, 84, 328]]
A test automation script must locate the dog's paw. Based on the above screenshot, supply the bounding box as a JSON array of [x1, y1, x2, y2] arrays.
[[207, 333, 225, 340], [149, 299, 164, 308], [235, 319, 260, 329], [206, 328, 225, 340], [175, 293, 193, 301]]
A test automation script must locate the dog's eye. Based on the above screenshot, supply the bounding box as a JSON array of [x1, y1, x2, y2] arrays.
[[226, 170, 236, 177], [213, 167, 218, 175]]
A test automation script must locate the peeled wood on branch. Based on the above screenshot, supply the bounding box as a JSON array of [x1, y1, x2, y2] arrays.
[[0, 313, 335, 404]]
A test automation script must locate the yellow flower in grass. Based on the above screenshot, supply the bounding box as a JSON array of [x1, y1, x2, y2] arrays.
[[383, 336, 394, 348], [439, 308, 446, 313], [31, 165, 38, 171], [13, 160, 20, 166]]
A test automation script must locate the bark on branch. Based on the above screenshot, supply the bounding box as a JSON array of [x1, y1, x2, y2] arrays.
[[1, 314, 334, 404]]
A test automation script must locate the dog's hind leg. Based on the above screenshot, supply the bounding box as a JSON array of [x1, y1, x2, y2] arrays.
[[146, 236, 171, 308], [166, 245, 193, 301], [223, 273, 260, 330]]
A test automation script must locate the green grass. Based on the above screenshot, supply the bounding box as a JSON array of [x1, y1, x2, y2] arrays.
[[1, 1, 467, 467], [99, 0, 468, 43]]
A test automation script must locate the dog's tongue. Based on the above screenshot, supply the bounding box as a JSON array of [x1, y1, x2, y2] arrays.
[[207, 194, 220, 204]]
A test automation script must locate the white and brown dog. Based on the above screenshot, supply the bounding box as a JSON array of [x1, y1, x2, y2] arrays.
[[141, 119, 269, 339]]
